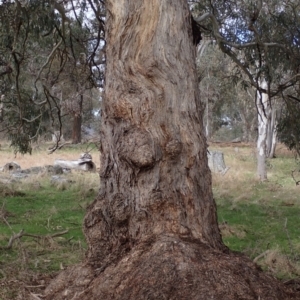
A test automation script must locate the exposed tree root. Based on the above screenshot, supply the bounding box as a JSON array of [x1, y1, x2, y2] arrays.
[[45, 236, 299, 300]]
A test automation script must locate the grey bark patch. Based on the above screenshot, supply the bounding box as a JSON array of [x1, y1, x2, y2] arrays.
[[45, 165, 65, 174], [11, 173, 28, 180]]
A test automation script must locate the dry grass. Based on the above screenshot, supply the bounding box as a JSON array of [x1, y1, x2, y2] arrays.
[[210, 142, 300, 280], [255, 248, 300, 278], [211, 143, 258, 205], [219, 222, 247, 239], [0, 142, 100, 170], [210, 142, 299, 205]]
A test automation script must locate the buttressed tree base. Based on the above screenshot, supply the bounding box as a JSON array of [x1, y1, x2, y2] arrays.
[[45, 1, 298, 299]]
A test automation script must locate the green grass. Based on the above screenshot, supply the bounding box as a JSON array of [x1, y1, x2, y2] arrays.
[[0, 174, 97, 278], [218, 201, 300, 254], [1, 143, 300, 299], [212, 143, 300, 278]]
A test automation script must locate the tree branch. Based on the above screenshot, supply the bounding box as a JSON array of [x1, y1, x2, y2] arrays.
[[0, 229, 69, 250], [34, 39, 63, 96]]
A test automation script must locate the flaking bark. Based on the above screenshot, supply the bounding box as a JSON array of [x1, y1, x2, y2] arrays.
[[83, 0, 224, 270]]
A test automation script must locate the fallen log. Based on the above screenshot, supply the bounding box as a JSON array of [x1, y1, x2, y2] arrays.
[[54, 153, 96, 172]]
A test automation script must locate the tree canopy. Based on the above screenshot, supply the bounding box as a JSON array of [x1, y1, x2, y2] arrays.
[[0, 0, 105, 153], [193, 0, 300, 99], [0, 0, 299, 153]]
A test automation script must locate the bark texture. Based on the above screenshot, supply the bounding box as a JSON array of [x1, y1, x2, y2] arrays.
[[45, 1, 298, 299], [45, 238, 296, 300], [257, 80, 269, 181], [83, 0, 224, 270]]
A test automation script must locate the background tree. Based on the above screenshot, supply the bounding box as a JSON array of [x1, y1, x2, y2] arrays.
[[192, 0, 300, 180], [197, 42, 257, 142], [0, 0, 60, 153], [0, 0, 105, 151], [277, 98, 300, 157]]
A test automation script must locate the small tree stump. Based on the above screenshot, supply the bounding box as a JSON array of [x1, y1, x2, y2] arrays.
[[208, 150, 229, 175]]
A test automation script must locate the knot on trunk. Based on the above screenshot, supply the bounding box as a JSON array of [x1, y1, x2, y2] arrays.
[[120, 127, 155, 169], [111, 98, 133, 121], [165, 139, 182, 159], [111, 193, 131, 224]]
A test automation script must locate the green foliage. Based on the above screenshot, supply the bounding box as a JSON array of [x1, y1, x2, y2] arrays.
[[197, 43, 256, 141], [277, 100, 300, 157], [193, 0, 300, 109], [9, 133, 32, 154], [0, 1, 60, 153], [0, 0, 103, 152]]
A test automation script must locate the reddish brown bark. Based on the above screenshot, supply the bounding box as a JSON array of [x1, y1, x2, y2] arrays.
[[45, 1, 298, 299]]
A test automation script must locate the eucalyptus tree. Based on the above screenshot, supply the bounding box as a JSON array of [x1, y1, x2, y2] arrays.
[[0, 0, 104, 152], [0, 1, 297, 298], [43, 1, 295, 299], [0, 0, 60, 153], [48, 17, 97, 144], [192, 0, 300, 180], [197, 42, 257, 142], [277, 97, 300, 157]]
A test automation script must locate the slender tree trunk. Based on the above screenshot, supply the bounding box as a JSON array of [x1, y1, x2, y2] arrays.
[[72, 95, 83, 144], [267, 107, 278, 158], [256, 80, 269, 181], [45, 1, 295, 299], [0, 95, 3, 122], [240, 111, 250, 142], [205, 88, 210, 139]]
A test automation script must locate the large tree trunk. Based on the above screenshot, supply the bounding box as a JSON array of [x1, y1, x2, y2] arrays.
[[45, 1, 296, 299], [83, 0, 223, 267]]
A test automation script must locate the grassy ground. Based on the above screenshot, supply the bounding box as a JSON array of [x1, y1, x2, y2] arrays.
[[0, 141, 299, 298], [0, 142, 99, 299], [211, 142, 300, 279]]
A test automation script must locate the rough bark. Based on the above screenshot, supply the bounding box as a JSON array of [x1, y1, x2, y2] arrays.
[[45, 1, 298, 299], [83, 0, 223, 268]]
